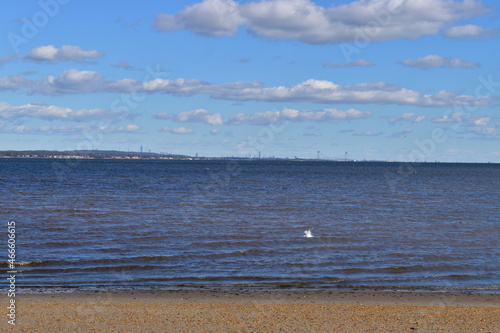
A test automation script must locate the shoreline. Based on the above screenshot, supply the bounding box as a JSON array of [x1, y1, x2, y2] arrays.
[[3, 289, 499, 332], [9, 288, 500, 306]]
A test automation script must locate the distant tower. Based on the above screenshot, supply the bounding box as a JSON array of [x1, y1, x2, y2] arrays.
[[259, 151, 261, 159], [140, 146, 143, 153], [345, 151, 348, 161], [317, 150, 320, 159]]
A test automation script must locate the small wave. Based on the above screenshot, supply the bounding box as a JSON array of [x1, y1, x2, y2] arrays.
[[44, 227, 67, 232], [43, 242, 74, 247], [339, 264, 474, 274], [448, 274, 475, 280], [189, 240, 262, 248], [130, 235, 170, 241], [49, 208, 98, 213], [20, 264, 160, 273], [0, 260, 46, 267], [204, 249, 263, 259], [97, 248, 124, 253]]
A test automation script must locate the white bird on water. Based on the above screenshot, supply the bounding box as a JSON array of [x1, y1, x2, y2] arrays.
[[304, 228, 314, 238]]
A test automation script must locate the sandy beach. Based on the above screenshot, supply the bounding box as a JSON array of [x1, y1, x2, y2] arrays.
[[2, 289, 499, 332]]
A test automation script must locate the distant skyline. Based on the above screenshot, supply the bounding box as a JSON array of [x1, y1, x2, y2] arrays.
[[1, 0, 499, 162]]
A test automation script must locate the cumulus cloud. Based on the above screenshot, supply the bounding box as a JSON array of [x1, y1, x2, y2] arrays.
[[323, 59, 374, 68], [444, 24, 498, 39], [431, 113, 494, 128], [154, 0, 491, 43], [46, 69, 104, 94], [26, 45, 103, 63], [205, 79, 493, 107], [0, 69, 104, 95], [162, 126, 193, 134], [112, 124, 141, 133], [154, 0, 245, 36], [175, 109, 224, 125], [0, 101, 124, 121], [398, 55, 480, 69], [389, 113, 427, 123], [155, 109, 224, 125], [472, 117, 491, 126], [229, 108, 370, 125], [0, 75, 31, 90], [432, 112, 466, 123], [1, 70, 496, 107]]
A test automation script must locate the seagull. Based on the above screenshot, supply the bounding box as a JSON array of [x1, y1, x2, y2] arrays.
[[304, 228, 314, 238]]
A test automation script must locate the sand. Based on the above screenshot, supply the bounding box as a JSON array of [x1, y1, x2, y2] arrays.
[[2, 289, 499, 332]]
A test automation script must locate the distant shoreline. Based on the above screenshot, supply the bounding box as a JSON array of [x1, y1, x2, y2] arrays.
[[0, 150, 498, 164]]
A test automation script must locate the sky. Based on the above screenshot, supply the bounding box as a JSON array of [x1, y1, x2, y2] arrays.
[[1, 0, 499, 162]]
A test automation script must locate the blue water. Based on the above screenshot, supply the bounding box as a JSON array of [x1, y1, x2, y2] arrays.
[[1, 159, 499, 292]]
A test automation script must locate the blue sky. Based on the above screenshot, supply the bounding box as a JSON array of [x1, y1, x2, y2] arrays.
[[1, 0, 499, 162]]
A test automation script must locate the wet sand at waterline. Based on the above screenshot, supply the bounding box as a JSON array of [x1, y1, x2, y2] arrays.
[[3, 290, 499, 332]]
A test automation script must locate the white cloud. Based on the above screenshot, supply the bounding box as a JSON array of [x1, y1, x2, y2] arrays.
[[142, 78, 214, 96], [1, 71, 496, 107], [43, 69, 104, 95], [155, 0, 245, 36], [206, 79, 493, 107], [6, 124, 141, 135], [154, 13, 182, 32], [0, 101, 124, 121], [229, 108, 370, 125], [0, 75, 31, 90], [240, 0, 333, 43], [431, 113, 494, 127], [6, 124, 93, 134], [472, 117, 491, 126], [162, 126, 194, 134], [323, 59, 374, 68], [175, 109, 224, 125], [26, 45, 103, 63], [389, 113, 427, 123], [444, 24, 498, 39], [432, 112, 465, 123], [155, 109, 224, 125], [398, 55, 480, 69], [154, 0, 491, 43], [113, 124, 141, 133]]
